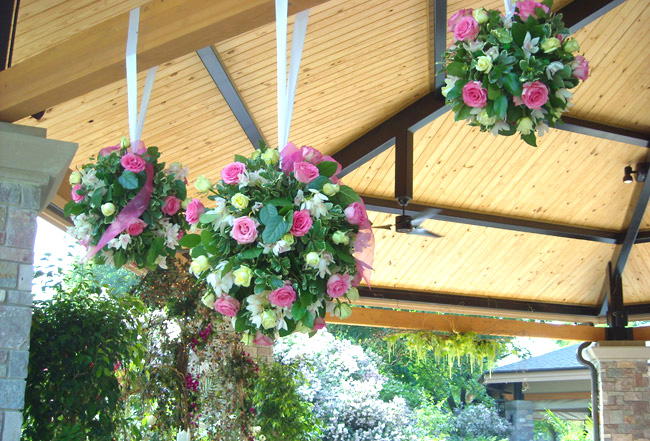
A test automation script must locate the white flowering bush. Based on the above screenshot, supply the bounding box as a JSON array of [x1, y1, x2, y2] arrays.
[[275, 332, 423, 441], [447, 404, 512, 440]]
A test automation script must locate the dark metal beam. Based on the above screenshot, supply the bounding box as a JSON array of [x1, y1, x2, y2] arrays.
[[358, 286, 601, 318], [362, 195, 623, 244], [557, 0, 627, 33], [1, 0, 19, 71], [558, 117, 650, 148], [197, 46, 266, 149], [394, 130, 414, 201], [332, 93, 447, 177], [430, 0, 447, 93], [635, 231, 650, 244]]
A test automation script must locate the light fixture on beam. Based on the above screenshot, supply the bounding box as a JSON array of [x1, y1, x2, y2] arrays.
[[623, 163, 649, 184]]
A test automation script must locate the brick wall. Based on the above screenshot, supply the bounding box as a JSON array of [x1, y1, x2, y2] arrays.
[[597, 358, 650, 441], [0, 182, 40, 441]]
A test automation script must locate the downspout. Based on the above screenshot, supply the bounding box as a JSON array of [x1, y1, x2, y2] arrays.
[[576, 342, 599, 441]]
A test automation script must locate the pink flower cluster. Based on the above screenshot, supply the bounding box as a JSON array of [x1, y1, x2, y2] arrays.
[[185, 198, 205, 225], [269, 284, 297, 307], [462, 81, 488, 109], [281, 143, 342, 184], [216, 295, 240, 317], [516, 0, 549, 21], [448, 9, 479, 42], [231, 216, 258, 244]]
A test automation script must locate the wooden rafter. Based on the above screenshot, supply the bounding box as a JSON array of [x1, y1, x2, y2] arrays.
[[0, 0, 329, 122]]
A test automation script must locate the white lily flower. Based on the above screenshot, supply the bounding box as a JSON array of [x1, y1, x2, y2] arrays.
[[155, 255, 168, 269], [463, 40, 485, 53], [490, 120, 511, 137], [206, 261, 235, 296], [108, 233, 131, 251], [523, 32, 540, 58], [545, 61, 565, 80], [301, 190, 329, 219], [317, 252, 335, 278]]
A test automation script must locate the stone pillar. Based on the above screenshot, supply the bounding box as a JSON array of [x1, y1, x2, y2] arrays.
[[586, 342, 650, 441], [505, 400, 535, 441], [0, 122, 77, 441]]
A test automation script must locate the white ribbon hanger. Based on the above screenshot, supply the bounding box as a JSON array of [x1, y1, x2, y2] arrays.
[[275, 0, 310, 152], [126, 7, 158, 147]]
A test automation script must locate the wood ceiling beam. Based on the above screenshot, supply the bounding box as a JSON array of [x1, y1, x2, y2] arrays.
[[559, 0, 627, 33], [362, 195, 623, 244], [0, 0, 329, 123], [197, 46, 266, 149], [326, 308, 608, 341], [427, 0, 447, 93], [558, 117, 650, 148], [0, 0, 18, 71]]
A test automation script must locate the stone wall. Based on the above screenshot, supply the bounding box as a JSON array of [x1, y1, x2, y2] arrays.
[[505, 400, 535, 441], [597, 358, 650, 440], [0, 182, 40, 441]]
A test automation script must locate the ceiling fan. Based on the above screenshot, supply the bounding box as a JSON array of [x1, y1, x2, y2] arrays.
[[372, 196, 443, 238]]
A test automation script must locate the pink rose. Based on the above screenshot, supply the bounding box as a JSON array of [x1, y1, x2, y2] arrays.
[[120, 153, 146, 173], [344, 202, 368, 226], [162, 195, 181, 216], [327, 273, 351, 298], [231, 216, 258, 244], [71, 184, 85, 203], [268, 284, 297, 307], [462, 81, 488, 108], [351, 272, 363, 287], [293, 161, 320, 184], [453, 16, 480, 42], [571, 55, 589, 81], [448, 9, 473, 32], [300, 146, 323, 164], [253, 332, 274, 347], [99, 144, 120, 157], [126, 219, 146, 236], [313, 317, 326, 331], [280, 143, 305, 175], [185, 198, 205, 224], [290, 210, 313, 237], [521, 81, 549, 110], [215, 295, 240, 317], [513, 95, 524, 106], [515, 0, 549, 21], [221, 162, 246, 185]]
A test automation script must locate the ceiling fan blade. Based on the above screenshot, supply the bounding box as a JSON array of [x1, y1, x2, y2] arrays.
[[411, 207, 442, 227], [409, 227, 443, 238], [372, 224, 394, 230]]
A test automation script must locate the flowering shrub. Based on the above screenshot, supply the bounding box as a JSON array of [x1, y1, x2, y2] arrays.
[[183, 143, 373, 343], [64, 139, 189, 269], [441, 0, 589, 146], [275, 332, 423, 441], [447, 404, 512, 440]]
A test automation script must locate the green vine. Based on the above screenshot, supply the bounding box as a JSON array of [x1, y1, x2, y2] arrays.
[[384, 331, 509, 376]]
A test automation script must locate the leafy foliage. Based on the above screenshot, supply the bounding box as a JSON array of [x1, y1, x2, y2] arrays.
[[23, 263, 146, 441]]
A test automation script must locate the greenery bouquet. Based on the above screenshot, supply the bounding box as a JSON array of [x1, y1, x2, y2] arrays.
[[65, 139, 190, 269], [182, 142, 373, 344], [441, 0, 589, 146]]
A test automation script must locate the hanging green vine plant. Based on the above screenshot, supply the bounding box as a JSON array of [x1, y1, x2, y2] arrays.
[[384, 331, 510, 375]]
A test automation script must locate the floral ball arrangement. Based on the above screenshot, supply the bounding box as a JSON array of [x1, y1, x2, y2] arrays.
[[183, 143, 373, 345], [65, 139, 190, 269], [441, 0, 589, 146]]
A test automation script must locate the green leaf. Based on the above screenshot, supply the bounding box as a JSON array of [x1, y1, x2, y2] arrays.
[[455, 104, 472, 121], [549, 93, 566, 109], [221, 259, 235, 277], [173, 179, 187, 201], [234, 154, 248, 164], [333, 246, 356, 264], [502, 73, 522, 97], [301, 311, 315, 329], [90, 189, 103, 207], [490, 28, 512, 44], [446, 61, 467, 77], [336, 185, 361, 207], [269, 278, 284, 289], [199, 213, 221, 224], [113, 251, 127, 269], [494, 95, 508, 120], [201, 230, 215, 248], [262, 216, 289, 244], [291, 303, 307, 321], [306, 175, 330, 191], [317, 161, 339, 178], [259, 204, 278, 225], [241, 247, 263, 260], [266, 197, 293, 207], [178, 233, 201, 248], [521, 132, 538, 147], [511, 23, 527, 47], [146, 246, 157, 267], [487, 83, 502, 100], [118, 170, 139, 190], [64, 200, 85, 217], [234, 315, 247, 332]]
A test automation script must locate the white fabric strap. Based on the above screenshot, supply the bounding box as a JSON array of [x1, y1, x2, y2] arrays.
[[275, 0, 310, 152], [503, 0, 514, 18], [126, 7, 158, 148]]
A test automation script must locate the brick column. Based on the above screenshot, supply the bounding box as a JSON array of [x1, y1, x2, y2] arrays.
[[0, 122, 77, 441], [0, 182, 40, 440], [586, 342, 650, 441], [505, 400, 535, 441]]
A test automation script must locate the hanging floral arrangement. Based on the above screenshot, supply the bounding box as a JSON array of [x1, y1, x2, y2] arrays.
[[441, 0, 589, 146], [181, 143, 373, 344], [65, 139, 190, 269]]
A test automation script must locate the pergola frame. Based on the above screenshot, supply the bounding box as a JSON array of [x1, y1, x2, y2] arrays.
[[2, 0, 649, 339]]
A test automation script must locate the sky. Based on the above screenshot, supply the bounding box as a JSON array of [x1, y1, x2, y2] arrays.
[[33, 217, 566, 362]]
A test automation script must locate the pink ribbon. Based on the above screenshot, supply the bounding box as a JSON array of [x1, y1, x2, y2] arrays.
[[85, 140, 153, 260], [279, 142, 374, 287]]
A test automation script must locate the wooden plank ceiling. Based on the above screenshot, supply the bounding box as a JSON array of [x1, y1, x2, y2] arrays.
[[10, 0, 650, 315]]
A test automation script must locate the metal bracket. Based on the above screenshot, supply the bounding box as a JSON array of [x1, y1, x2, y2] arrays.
[[604, 262, 633, 340]]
